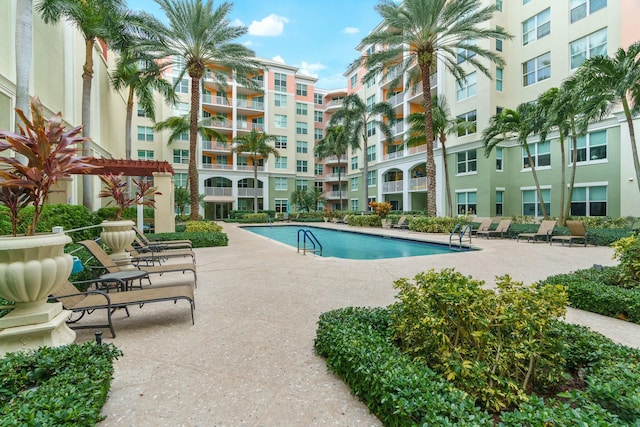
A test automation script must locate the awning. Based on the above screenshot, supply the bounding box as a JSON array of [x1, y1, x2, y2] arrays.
[[81, 158, 175, 176], [203, 196, 235, 202]]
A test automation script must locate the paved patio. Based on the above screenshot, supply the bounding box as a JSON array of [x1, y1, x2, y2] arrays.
[[72, 223, 640, 426]]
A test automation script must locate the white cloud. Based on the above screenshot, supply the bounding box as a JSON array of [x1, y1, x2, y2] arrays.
[[272, 55, 286, 64], [343, 27, 359, 34], [232, 18, 244, 27], [248, 14, 289, 36], [298, 61, 327, 78]]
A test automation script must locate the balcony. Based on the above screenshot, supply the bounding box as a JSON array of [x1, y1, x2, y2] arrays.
[[382, 180, 403, 193], [236, 99, 264, 112], [236, 165, 265, 172], [390, 120, 405, 136], [407, 143, 428, 155], [324, 99, 344, 112], [324, 191, 346, 200], [202, 163, 233, 170], [381, 67, 403, 88], [237, 188, 264, 197], [322, 156, 344, 165], [202, 140, 232, 152], [386, 92, 403, 107], [409, 177, 427, 191], [236, 122, 265, 132], [202, 95, 231, 107], [323, 173, 345, 182], [382, 150, 405, 161], [204, 187, 233, 197]]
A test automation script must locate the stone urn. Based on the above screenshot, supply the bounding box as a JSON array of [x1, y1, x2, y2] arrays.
[[0, 233, 76, 355], [100, 220, 136, 268]]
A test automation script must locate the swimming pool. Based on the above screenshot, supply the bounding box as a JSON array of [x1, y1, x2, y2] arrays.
[[242, 225, 471, 260]]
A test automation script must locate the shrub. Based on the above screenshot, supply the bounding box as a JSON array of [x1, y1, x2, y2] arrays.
[[0, 343, 122, 426], [347, 214, 380, 227], [1, 205, 102, 239], [184, 221, 222, 233], [409, 216, 463, 233], [612, 234, 640, 286], [151, 231, 228, 248], [391, 269, 567, 412]]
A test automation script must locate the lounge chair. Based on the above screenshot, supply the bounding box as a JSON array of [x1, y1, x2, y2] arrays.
[[473, 218, 493, 235], [517, 220, 556, 243], [477, 219, 512, 239], [78, 240, 198, 287], [133, 226, 192, 249], [130, 237, 196, 264], [392, 216, 409, 229], [51, 279, 195, 338], [336, 215, 350, 224], [550, 220, 588, 247]]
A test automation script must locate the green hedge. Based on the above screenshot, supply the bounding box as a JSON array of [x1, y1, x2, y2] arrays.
[[315, 307, 637, 426], [150, 231, 228, 248], [409, 216, 464, 233], [347, 214, 381, 227], [1, 205, 102, 239], [0, 343, 122, 426]]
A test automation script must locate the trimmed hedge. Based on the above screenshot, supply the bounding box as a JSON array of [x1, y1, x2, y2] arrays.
[[315, 307, 637, 426], [0, 343, 122, 426], [1, 205, 101, 239], [150, 231, 228, 248], [347, 214, 381, 227]]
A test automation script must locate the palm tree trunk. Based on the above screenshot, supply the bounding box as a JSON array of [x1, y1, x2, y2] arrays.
[[362, 132, 368, 212], [82, 38, 95, 210], [565, 122, 579, 221], [125, 87, 134, 160], [15, 0, 32, 126], [441, 136, 453, 217], [188, 75, 201, 220], [253, 156, 258, 213], [338, 154, 343, 211], [622, 98, 640, 192], [420, 63, 436, 216], [524, 144, 548, 219], [558, 135, 566, 226]]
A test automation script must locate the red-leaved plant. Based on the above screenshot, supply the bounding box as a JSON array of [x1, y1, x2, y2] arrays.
[[98, 173, 162, 220], [0, 97, 96, 236]]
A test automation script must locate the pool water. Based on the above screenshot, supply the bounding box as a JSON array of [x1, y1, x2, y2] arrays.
[[242, 225, 470, 260]]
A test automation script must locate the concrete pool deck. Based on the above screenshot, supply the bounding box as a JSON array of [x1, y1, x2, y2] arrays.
[[72, 222, 640, 426]]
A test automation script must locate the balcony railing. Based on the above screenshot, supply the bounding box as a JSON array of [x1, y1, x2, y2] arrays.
[[202, 140, 232, 151], [324, 191, 346, 200], [382, 180, 403, 193], [237, 188, 264, 197], [323, 173, 346, 181], [236, 165, 265, 172], [204, 187, 233, 197], [409, 177, 427, 191], [408, 144, 428, 155], [322, 156, 344, 164], [202, 95, 231, 107], [383, 150, 405, 161], [236, 99, 265, 110], [381, 67, 402, 85], [202, 163, 233, 170], [386, 93, 403, 106], [325, 99, 344, 109], [391, 121, 405, 136]]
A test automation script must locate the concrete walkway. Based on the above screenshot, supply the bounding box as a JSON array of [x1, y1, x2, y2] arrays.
[[74, 223, 640, 426]]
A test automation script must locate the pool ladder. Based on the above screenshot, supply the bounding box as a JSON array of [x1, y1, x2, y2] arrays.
[[449, 224, 472, 249], [297, 229, 323, 256]]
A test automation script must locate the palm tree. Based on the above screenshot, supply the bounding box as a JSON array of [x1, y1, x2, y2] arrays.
[[407, 95, 462, 217], [330, 94, 395, 210], [37, 0, 134, 210], [577, 42, 640, 192], [153, 114, 225, 145], [360, 0, 510, 216], [137, 0, 259, 221], [314, 124, 353, 211], [290, 188, 326, 212], [110, 50, 177, 161], [482, 104, 549, 219], [15, 0, 33, 126], [174, 186, 190, 216], [233, 130, 280, 213]]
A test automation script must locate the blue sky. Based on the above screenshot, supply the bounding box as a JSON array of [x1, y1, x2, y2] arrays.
[[127, 0, 385, 89]]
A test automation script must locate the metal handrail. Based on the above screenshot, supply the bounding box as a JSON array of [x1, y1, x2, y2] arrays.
[[297, 229, 322, 256]]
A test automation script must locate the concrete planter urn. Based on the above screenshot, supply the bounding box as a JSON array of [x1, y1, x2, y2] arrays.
[[0, 233, 76, 355], [100, 220, 136, 267]]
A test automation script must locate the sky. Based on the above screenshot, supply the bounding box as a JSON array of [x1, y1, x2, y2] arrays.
[[126, 0, 385, 89]]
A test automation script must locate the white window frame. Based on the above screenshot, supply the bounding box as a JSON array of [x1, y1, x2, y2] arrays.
[[367, 170, 376, 187], [274, 177, 287, 191], [496, 146, 503, 171], [173, 149, 189, 164], [296, 141, 308, 153], [496, 188, 505, 216], [296, 102, 308, 115], [522, 141, 551, 170], [274, 73, 287, 92], [523, 52, 551, 87], [296, 160, 308, 173], [570, 183, 607, 216], [275, 157, 287, 169], [367, 145, 376, 162], [521, 186, 551, 217], [571, 0, 607, 23], [351, 177, 358, 192], [275, 114, 287, 129], [137, 126, 154, 141], [570, 129, 608, 165], [456, 189, 477, 216], [456, 72, 477, 100], [457, 110, 477, 137], [137, 150, 154, 160], [570, 28, 607, 70], [456, 149, 478, 175], [274, 93, 287, 107], [296, 121, 308, 135], [522, 8, 550, 46]]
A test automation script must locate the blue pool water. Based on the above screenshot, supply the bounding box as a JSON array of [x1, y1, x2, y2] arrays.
[[242, 225, 469, 260]]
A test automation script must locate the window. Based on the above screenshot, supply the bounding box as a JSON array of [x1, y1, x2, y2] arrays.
[[522, 188, 550, 217], [314, 128, 323, 140], [367, 45, 375, 55], [275, 178, 288, 191], [173, 149, 189, 164], [457, 150, 477, 174], [275, 199, 289, 213], [496, 0, 502, 11], [351, 156, 359, 170], [274, 94, 287, 107], [174, 173, 188, 188], [523, 0, 531, 4], [366, 94, 376, 111], [496, 147, 503, 170], [314, 163, 323, 175], [296, 141, 308, 153], [314, 93, 323, 105], [367, 145, 376, 162], [296, 180, 308, 191], [457, 39, 476, 63], [296, 121, 308, 135], [315, 181, 323, 191], [571, 185, 607, 216], [173, 101, 189, 117], [296, 160, 308, 172], [366, 121, 376, 137], [523, 141, 551, 168], [296, 102, 307, 115], [523, 52, 551, 86], [173, 77, 188, 94], [570, 28, 607, 69], [137, 150, 154, 160], [367, 170, 377, 186], [351, 199, 359, 211], [137, 126, 154, 141], [571, 130, 607, 163], [496, 26, 504, 51], [457, 111, 477, 137], [456, 72, 477, 100], [274, 73, 287, 92], [275, 157, 287, 169], [296, 83, 308, 96], [351, 177, 358, 191], [137, 103, 149, 117], [457, 191, 477, 215], [350, 74, 358, 89], [275, 114, 287, 129], [571, 0, 607, 23], [275, 135, 287, 149], [522, 8, 550, 45], [496, 68, 503, 92], [314, 111, 323, 122], [172, 56, 186, 75], [496, 190, 504, 216], [366, 77, 374, 88]]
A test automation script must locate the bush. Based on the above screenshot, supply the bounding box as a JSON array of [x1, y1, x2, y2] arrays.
[[612, 234, 640, 286], [347, 214, 381, 227], [184, 221, 222, 233], [1, 205, 102, 239], [0, 343, 122, 426], [151, 231, 228, 248], [409, 216, 464, 233], [95, 206, 155, 221]]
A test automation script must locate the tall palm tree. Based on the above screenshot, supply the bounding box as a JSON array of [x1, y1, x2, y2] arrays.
[[314, 124, 353, 211], [360, 0, 510, 216], [233, 130, 280, 213], [330, 94, 395, 210], [407, 95, 462, 217], [15, 0, 33, 126], [482, 104, 549, 219], [153, 114, 224, 146], [137, 0, 259, 220], [577, 42, 640, 192], [110, 50, 177, 162], [37, 0, 133, 210]]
